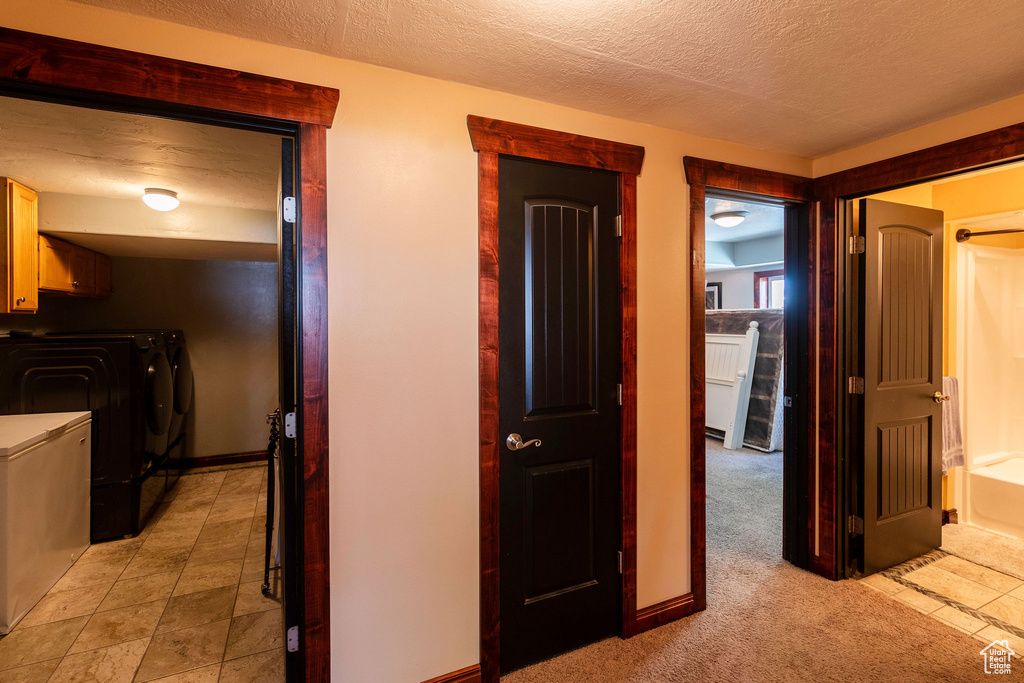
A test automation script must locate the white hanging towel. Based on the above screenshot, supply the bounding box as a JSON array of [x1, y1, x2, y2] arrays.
[[942, 376, 965, 475]]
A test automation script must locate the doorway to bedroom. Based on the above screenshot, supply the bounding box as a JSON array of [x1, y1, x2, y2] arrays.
[[703, 194, 788, 555]]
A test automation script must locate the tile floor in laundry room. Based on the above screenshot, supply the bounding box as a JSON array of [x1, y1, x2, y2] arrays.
[[0, 464, 284, 682]]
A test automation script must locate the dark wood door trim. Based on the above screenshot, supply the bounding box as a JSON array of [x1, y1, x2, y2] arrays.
[[468, 116, 644, 175], [421, 664, 482, 683], [471, 116, 644, 682], [0, 27, 339, 126], [812, 122, 1024, 199], [812, 121, 1024, 578], [0, 27, 337, 680], [683, 157, 821, 599]]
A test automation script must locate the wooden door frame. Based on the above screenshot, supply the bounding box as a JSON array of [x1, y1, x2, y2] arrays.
[[683, 158, 821, 599], [686, 122, 1024, 586], [812, 121, 1024, 578], [0, 27, 338, 680], [468, 115, 649, 683]]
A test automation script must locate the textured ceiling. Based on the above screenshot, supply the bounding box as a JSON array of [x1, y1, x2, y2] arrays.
[[0, 96, 280, 210], [73, 0, 1024, 157], [705, 197, 783, 243]]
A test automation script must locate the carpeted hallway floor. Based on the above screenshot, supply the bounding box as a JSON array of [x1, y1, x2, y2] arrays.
[[504, 438, 997, 682]]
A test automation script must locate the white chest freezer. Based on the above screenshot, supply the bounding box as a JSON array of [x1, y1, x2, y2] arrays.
[[0, 411, 91, 633]]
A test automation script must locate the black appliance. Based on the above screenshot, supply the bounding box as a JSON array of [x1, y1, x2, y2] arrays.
[[133, 330, 193, 490], [0, 332, 174, 540]]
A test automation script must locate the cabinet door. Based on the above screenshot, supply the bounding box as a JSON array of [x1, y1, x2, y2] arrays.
[[39, 235, 75, 292], [70, 245, 96, 296], [94, 252, 112, 297], [7, 180, 38, 312]]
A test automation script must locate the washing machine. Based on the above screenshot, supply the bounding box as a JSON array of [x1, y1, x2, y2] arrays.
[[141, 330, 192, 490], [0, 332, 174, 540]]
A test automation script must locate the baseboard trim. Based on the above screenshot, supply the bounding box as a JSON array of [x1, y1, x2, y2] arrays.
[[633, 593, 697, 635], [942, 509, 958, 525], [173, 451, 268, 470], [421, 664, 481, 683]]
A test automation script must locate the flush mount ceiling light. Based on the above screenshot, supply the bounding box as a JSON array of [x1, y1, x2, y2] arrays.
[[711, 211, 748, 228], [142, 188, 179, 211]]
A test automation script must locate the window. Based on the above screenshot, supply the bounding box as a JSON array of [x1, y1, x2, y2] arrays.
[[754, 269, 785, 309]]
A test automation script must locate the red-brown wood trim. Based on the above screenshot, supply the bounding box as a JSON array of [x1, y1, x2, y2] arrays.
[[688, 182, 708, 612], [472, 117, 643, 680], [172, 450, 267, 469], [467, 115, 644, 175], [633, 593, 697, 634], [813, 122, 1024, 199], [619, 173, 639, 638], [421, 664, 482, 683], [811, 197, 839, 579], [0, 27, 333, 679], [0, 27, 339, 127], [752, 268, 785, 309], [684, 157, 814, 202], [687, 163, 831, 593], [299, 122, 331, 679], [478, 150, 501, 683]]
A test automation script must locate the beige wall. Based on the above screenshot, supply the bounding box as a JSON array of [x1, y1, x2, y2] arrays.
[[12, 2, 1023, 680], [0, 256, 279, 458]]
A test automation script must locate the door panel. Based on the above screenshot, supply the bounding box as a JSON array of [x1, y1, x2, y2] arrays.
[[498, 157, 620, 672], [860, 198, 943, 575]]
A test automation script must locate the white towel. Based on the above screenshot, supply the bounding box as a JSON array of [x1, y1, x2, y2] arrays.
[[942, 376, 964, 475]]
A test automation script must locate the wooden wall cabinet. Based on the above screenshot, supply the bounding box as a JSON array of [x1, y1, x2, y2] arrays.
[[38, 234, 112, 298], [1, 178, 39, 313]]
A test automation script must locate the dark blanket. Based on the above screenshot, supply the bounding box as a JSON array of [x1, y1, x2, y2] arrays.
[[705, 309, 784, 451]]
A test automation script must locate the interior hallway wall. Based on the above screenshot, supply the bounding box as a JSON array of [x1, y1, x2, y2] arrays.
[[12, 2, 1024, 679], [0, 256, 279, 459]]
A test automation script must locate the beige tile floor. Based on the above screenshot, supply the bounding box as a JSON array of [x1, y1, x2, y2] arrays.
[[0, 465, 285, 682], [863, 552, 1024, 654]]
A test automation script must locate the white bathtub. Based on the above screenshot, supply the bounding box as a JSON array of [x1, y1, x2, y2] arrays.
[[965, 455, 1024, 540]]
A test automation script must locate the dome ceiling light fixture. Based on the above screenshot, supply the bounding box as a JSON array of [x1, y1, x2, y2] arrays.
[[142, 188, 179, 211], [711, 211, 748, 228]]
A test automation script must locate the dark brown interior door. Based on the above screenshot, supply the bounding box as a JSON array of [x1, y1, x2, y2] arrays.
[[498, 156, 620, 672], [859, 198, 943, 575]]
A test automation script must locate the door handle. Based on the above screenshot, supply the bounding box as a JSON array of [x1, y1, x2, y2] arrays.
[[506, 433, 542, 451], [932, 391, 951, 404]]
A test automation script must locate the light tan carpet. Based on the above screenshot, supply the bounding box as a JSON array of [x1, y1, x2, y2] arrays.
[[504, 439, 996, 682], [943, 523, 1024, 580]]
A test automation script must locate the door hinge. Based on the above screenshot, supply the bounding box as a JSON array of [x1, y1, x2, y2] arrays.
[[848, 235, 865, 254], [616, 215, 622, 238], [783, 396, 793, 407], [282, 196, 296, 224], [286, 625, 299, 653], [617, 383, 623, 406], [848, 376, 864, 395], [847, 515, 864, 536], [283, 411, 297, 439], [618, 550, 623, 574]]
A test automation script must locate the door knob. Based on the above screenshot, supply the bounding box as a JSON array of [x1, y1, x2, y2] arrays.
[[506, 433, 542, 451], [932, 392, 951, 404], [15, 296, 25, 304]]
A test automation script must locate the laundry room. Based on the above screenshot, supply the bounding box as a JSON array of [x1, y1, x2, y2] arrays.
[[0, 93, 289, 675]]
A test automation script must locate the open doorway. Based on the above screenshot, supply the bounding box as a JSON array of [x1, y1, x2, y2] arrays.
[[851, 160, 1024, 647], [702, 194, 789, 559], [0, 95, 293, 679]]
